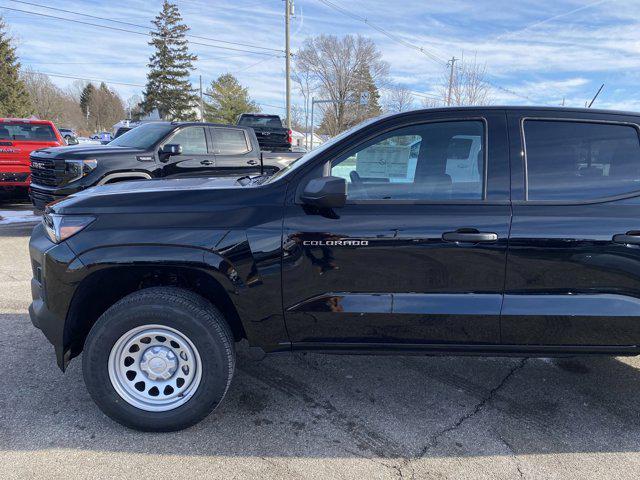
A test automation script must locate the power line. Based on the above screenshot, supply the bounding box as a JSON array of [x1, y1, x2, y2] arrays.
[[0, 5, 284, 57], [6, 0, 284, 53], [315, 0, 448, 66], [314, 0, 552, 105], [38, 71, 146, 87]]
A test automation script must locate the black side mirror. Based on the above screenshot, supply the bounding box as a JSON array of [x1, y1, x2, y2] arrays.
[[160, 144, 183, 156], [301, 176, 347, 208], [66, 136, 79, 146]]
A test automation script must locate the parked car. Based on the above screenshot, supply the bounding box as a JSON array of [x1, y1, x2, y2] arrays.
[[57, 128, 78, 143], [29, 121, 304, 209], [30, 106, 640, 432], [0, 118, 65, 194], [237, 113, 292, 151]]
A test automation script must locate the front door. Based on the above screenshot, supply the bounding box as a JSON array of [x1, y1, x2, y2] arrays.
[[282, 111, 511, 348], [503, 112, 640, 348], [161, 125, 216, 178]]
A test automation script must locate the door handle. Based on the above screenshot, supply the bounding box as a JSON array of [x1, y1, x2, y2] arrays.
[[200, 160, 214, 166], [442, 229, 498, 243], [613, 232, 640, 245], [247, 159, 258, 165]]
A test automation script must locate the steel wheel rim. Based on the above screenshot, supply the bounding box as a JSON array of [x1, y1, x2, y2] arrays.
[[108, 324, 202, 412]]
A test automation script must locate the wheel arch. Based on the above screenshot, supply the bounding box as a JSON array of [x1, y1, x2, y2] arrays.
[[97, 171, 153, 185], [64, 262, 246, 364]]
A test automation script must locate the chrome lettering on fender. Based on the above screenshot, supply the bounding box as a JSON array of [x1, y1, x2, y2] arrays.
[[303, 240, 369, 246]]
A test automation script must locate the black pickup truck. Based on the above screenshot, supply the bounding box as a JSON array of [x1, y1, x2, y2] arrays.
[[29, 121, 302, 209], [237, 113, 292, 151], [28, 106, 640, 431]]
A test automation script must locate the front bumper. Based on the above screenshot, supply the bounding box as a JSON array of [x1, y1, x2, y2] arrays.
[[28, 223, 81, 370], [0, 171, 29, 187]]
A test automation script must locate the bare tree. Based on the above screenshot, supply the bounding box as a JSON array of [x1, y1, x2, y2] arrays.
[[295, 34, 389, 136], [384, 87, 416, 113], [21, 69, 84, 128], [440, 55, 492, 106], [292, 68, 314, 136]]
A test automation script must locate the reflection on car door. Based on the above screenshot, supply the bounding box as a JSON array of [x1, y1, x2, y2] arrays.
[[161, 126, 216, 178], [282, 111, 511, 348]]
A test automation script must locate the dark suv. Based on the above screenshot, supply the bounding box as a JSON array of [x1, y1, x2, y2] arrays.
[[28, 107, 640, 431]]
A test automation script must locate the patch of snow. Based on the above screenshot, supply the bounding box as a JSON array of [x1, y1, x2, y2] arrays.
[[0, 210, 41, 225]]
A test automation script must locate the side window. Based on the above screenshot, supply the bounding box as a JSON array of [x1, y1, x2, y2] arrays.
[[524, 120, 640, 201], [213, 128, 250, 155], [167, 127, 208, 155], [330, 120, 484, 201]]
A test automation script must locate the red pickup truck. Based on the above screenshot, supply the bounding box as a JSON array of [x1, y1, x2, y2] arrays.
[[0, 118, 65, 193]]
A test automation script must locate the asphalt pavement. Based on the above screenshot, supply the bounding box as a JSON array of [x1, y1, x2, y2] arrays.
[[1, 197, 640, 479]]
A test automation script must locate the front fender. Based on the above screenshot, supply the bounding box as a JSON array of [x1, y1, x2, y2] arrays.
[[71, 231, 288, 352]]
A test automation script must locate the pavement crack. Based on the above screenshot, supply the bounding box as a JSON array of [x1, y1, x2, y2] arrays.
[[419, 357, 528, 457], [497, 434, 526, 479]]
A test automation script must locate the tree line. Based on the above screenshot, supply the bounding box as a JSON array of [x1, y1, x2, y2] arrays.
[[0, 1, 492, 136]]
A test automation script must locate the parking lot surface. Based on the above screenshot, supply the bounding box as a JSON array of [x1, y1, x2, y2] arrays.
[[1, 199, 640, 479]]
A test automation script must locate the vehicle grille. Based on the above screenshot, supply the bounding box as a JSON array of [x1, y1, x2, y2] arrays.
[[30, 156, 61, 187]]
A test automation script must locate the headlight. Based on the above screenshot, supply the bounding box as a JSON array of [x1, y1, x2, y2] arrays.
[[43, 213, 95, 243], [65, 159, 97, 182]]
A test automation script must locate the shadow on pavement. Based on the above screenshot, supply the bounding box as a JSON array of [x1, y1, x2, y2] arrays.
[[1, 312, 640, 460]]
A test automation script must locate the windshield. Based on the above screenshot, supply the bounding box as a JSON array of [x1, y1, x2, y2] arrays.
[[264, 116, 385, 184], [238, 115, 283, 128], [0, 122, 57, 142], [109, 123, 174, 149]]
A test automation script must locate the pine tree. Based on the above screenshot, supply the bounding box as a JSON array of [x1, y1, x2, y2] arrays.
[[0, 16, 32, 117], [203, 73, 260, 124], [79, 83, 95, 118], [354, 66, 382, 122], [142, 1, 198, 121]]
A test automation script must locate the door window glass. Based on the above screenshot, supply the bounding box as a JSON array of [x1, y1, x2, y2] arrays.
[[213, 128, 250, 154], [331, 121, 484, 200], [167, 127, 208, 155], [524, 120, 640, 201]]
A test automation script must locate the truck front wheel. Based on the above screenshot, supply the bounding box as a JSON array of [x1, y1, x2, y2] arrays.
[[82, 287, 235, 432]]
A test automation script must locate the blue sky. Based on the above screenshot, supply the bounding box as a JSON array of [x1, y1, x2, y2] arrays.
[[2, 0, 640, 115]]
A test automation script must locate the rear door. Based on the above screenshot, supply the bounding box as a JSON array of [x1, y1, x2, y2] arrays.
[[282, 110, 511, 347], [210, 127, 261, 177], [160, 125, 216, 178], [503, 111, 640, 348]]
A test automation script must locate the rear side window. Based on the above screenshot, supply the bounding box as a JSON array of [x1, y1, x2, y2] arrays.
[[213, 128, 250, 155], [0, 123, 56, 141], [524, 120, 640, 201], [238, 115, 283, 128]]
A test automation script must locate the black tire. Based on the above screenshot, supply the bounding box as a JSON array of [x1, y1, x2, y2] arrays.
[[82, 287, 235, 432]]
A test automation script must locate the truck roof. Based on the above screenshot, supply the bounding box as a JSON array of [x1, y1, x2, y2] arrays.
[[396, 105, 640, 117], [0, 118, 57, 125]]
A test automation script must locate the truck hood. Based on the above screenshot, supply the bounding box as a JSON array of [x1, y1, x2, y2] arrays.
[[76, 176, 242, 196], [49, 176, 281, 216], [31, 144, 145, 159]]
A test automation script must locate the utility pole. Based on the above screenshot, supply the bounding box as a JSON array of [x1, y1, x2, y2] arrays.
[[284, 0, 293, 130], [199, 75, 204, 121], [446, 57, 457, 107]]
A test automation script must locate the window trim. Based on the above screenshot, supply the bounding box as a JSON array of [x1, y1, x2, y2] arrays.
[[211, 127, 252, 155], [520, 117, 640, 205], [330, 117, 489, 205]]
